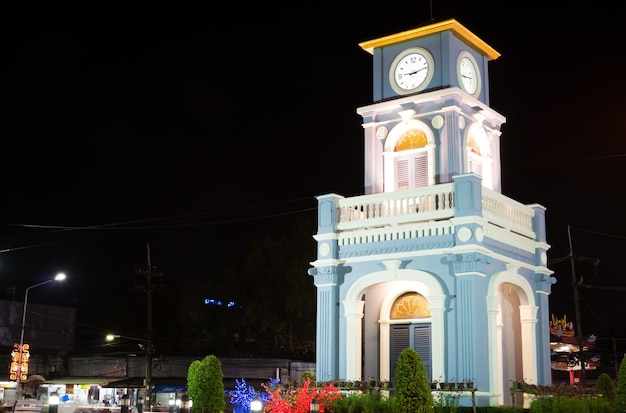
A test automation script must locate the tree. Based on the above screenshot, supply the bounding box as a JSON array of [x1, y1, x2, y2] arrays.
[[186, 355, 226, 413], [392, 347, 434, 413], [597, 372, 617, 403], [615, 357, 626, 412], [236, 215, 317, 359], [24, 374, 46, 399], [183, 214, 317, 359]]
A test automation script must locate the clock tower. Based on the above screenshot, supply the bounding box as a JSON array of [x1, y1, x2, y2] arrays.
[[356, 19, 505, 196], [359, 19, 500, 103], [310, 18, 554, 408]]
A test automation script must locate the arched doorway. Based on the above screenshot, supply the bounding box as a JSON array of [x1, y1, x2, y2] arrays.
[[388, 292, 433, 380], [343, 262, 446, 383], [489, 271, 538, 406]]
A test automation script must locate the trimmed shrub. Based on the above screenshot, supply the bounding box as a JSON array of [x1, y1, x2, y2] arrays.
[[392, 347, 434, 413], [597, 372, 617, 403], [186, 355, 226, 413], [616, 357, 626, 413]]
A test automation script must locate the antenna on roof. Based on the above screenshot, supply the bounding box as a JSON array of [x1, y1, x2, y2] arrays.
[[429, 0, 434, 20]]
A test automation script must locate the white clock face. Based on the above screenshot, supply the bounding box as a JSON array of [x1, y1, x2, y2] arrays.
[[457, 52, 481, 96], [389, 47, 434, 95], [394, 53, 429, 90]]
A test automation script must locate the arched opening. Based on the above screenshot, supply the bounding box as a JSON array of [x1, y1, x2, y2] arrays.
[[383, 120, 435, 191], [499, 282, 523, 405], [465, 118, 493, 189], [343, 263, 446, 383], [389, 292, 433, 380], [488, 270, 538, 406]]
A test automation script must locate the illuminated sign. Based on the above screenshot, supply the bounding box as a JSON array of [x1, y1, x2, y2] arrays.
[[9, 343, 30, 381]]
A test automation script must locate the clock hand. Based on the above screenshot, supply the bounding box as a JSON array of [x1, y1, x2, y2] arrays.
[[407, 67, 427, 76]]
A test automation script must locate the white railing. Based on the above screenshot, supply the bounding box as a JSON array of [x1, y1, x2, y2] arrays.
[[336, 184, 455, 230], [481, 188, 535, 239], [335, 183, 535, 240]]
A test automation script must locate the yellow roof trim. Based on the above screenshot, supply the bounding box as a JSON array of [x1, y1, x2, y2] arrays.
[[358, 19, 500, 61]]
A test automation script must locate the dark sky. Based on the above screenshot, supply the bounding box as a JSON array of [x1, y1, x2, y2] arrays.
[[2, 4, 626, 345]]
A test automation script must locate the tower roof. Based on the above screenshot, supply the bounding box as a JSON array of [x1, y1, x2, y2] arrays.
[[358, 18, 500, 60]]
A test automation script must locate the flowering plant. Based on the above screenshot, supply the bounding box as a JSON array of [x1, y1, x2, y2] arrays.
[[261, 377, 342, 413], [228, 378, 276, 411]]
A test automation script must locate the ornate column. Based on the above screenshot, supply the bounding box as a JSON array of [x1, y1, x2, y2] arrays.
[[309, 266, 340, 382]]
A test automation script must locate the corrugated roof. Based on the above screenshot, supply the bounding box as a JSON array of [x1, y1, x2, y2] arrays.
[[101, 378, 187, 389], [44, 377, 112, 385]]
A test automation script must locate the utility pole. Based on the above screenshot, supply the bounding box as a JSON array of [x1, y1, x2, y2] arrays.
[[137, 242, 162, 411], [568, 225, 586, 386]]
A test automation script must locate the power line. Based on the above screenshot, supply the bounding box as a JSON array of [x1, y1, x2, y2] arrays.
[[569, 225, 626, 242], [0, 197, 318, 253], [504, 153, 626, 170], [0, 198, 317, 231]]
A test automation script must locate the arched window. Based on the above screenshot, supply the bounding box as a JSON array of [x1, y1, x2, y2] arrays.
[[466, 120, 493, 189], [384, 120, 435, 192], [390, 292, 431, 319], [394, 129, 429, 190], [395, 129, 428, 151]]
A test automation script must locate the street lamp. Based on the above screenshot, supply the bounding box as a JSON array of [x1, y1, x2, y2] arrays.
[[250, 398, 262, 413], [180, 395, 190, 413], [48, 391, 60, 413], [106, 333, 153, 410], [15, 273, 66, 398], [121, 394, 130, 413]]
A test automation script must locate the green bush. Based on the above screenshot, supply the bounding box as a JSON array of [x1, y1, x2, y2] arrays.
[[186, 355, 225, 413], [326, 390, 623, 412], [328, 393, 518, 412], [326, 392, 393, 413], [596, 372, 617, 402], [299, 370, 317, 385], [392, 347, 434, 413], [616, 357, 626, 413], [528, 395, 612, 412]]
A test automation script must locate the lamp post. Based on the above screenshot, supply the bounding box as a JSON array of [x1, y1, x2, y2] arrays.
[[180, 395, 190, 413], [15, 273, 66, 398], [106, 333, 153, 410], [121, 394, 130, 413], [250, 398, 262, 413], [49, 391, 60, 413]]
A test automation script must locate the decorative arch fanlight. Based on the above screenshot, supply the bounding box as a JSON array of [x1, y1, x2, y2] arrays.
[[468, 132, 482, 156], [390, 291, 431, 319], [467, 122, 491, 157], [394, 129, 428, 152]]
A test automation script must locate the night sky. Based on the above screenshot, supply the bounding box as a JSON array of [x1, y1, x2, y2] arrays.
[[2, 3, 626, 349]]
